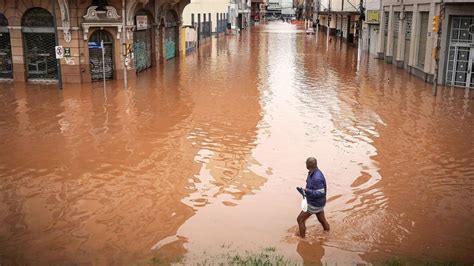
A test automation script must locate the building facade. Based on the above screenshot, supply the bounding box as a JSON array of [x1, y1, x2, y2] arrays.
[[182, 0, 229, 47], [361, 0, 381, 56], [228, 0, 251, 31], [0, 0, 190, 84], [251, 0, 267, 23], [375, 0, 474, 88], [317, 0, 361, 44], [267, 0, 294, 17]]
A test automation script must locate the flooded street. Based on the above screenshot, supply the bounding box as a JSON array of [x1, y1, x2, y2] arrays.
[[0, 22, 473, 264]]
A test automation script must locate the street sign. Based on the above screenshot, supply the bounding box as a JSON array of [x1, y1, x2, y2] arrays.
[[88, 42, 102, 49], [367, 10, 380, 24], [55, 45, 64, 59], [136, 15, 148, 30], [64, 48, 71, 57]]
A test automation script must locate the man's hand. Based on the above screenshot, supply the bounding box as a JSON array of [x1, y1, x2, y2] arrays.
[[296, 187, 305, 198]]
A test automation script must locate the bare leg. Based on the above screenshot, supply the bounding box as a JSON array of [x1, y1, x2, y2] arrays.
[[316, 211, 330, 231], [297, 211, 312, 238]]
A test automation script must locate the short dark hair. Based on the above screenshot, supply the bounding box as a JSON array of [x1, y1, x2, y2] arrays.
[[306, 157, 317, 166]]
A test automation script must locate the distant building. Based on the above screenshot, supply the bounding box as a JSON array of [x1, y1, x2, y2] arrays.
[[295, 0, 314, 20], [267, 0, 294, 17], [182, 0, 229, 46], [229, 0, 252, 31], [318, 0, 361, 44], [375, 0, 474, 88], [361, 0, 381, 56], [251, 0, 267, 23]]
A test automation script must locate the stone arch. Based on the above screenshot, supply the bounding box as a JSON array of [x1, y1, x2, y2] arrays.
[[0, 12, 13, 79], [0, 13, 8, 26], [88, 29, 115, 81], [21, 7, 58, 80], [126, 0, 155, 26], [14, 0, 71, 42], [22, 7, 54, 27]]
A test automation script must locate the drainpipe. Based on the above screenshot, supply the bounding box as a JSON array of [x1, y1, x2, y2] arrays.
[[122, 0, 128, 89], [51, 0, 63, 90]]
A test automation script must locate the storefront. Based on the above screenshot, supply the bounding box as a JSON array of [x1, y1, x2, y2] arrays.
[[445, 16, 474, 89], [22, 8, 58, 81], [134, 11, 153, 72], [88, 30, 114, 81], [164, 10, 179, 60], [0, 13, 12, 79]]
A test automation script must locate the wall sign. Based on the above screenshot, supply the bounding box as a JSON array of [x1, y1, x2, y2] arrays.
[[55, 46, 64, 59], [367, 10, 380, 24], [136, 15, 148, 30], [64, 48, 71, 57]]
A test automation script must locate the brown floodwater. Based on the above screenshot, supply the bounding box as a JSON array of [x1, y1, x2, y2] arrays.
[[0, 22, 473, 265]]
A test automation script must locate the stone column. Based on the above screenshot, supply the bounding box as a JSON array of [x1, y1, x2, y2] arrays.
[[10, 27, 26, 82], [408, 4, 418, 67], [385, 5, 394, 63]]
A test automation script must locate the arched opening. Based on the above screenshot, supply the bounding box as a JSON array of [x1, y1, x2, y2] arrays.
[[164, 10, 179, 60], [134, 9, 153, 73], [22, 8, 58, 80], [0, 13, 13, 79], [88, 30, 114, 81]]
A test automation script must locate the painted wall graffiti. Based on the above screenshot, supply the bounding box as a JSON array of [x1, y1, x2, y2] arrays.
[[134, 40, 147, 71], [165, 38, 176, 60]]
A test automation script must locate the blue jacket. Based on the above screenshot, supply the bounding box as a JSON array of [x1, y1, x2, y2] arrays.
[[305, 168, 327, 207]]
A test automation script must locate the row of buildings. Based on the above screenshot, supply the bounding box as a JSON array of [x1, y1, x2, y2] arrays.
[[299, 0, 474, 89], [0, 0, 269, 84]]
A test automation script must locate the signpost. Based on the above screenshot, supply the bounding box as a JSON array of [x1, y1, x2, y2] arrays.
[[101, 40, 106, 87], [88, 42, 102, 49], [55, 46, 64, 59]]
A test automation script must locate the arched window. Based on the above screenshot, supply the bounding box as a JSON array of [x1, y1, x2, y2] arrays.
[[0, 13, 13, 78], [89, 30, 113, 43], [134, 10, 153, 72], [22, 8, 57, 80], [92, 0, 110, 10], [22, 8, 54, 28], [164, 10, 179, 60], [89, 30, 114, 81], [0, 13, 8, 27]]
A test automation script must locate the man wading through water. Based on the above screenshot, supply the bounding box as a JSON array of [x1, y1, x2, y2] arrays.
[[296, 157, 330, 237]]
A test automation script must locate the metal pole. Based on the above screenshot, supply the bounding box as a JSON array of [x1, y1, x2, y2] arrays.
[[327, 0, 331, 47], [433, 1, 444, 96], [122, 0, 128, 89], [51, 0, 63, 90], [315, 0, 320, 34], [102, 40, 106, 88], [358, 0, 364, 63]]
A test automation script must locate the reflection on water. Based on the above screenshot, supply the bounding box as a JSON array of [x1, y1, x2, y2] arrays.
[[0, 22, 473, 264]]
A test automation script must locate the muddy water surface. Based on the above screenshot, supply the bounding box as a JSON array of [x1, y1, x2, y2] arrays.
[[0, 22, 473, 264]]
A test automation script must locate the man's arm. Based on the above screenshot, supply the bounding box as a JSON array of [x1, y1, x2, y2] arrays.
[[304, 187, 325, 199]]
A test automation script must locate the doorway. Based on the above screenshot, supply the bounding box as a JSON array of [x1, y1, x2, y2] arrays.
[[22, 8, 57, 80], [89, 30, 114, 81], [445, 16, 474, 89]]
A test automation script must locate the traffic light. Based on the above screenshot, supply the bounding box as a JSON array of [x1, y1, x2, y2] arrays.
[[432, 15, 440, 33]]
